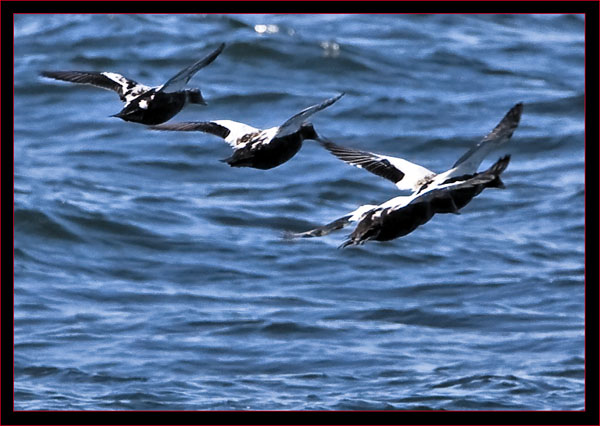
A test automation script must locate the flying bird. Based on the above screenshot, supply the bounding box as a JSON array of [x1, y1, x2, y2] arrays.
[[286, 155, 511, 248], [150, 93, 345, 169], [286, 103, 522, 247], [40, 43, 225, 125]]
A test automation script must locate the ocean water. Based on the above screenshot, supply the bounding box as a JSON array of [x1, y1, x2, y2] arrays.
[[13, 14, 585, 410]]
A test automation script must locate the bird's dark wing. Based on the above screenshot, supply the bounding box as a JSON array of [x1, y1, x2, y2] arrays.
[[276, 93, 344, 138], [150, 121, 231, 139], [452, 103, 523, 170], [159, 43, 225, 93], [41, 70, 151, 103]]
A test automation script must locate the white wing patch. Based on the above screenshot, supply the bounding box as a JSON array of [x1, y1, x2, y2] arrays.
[[101, 72, 152, 104], [251, 127, 279, 146], [377, 155, 435, 191], [212, 120, 262, 147], [380, 195, 413, 211], [233, 126, 278, 149], [349, 204, 378, 222]]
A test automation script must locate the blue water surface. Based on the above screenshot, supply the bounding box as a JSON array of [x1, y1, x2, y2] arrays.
[[14, 14, 585, 410]]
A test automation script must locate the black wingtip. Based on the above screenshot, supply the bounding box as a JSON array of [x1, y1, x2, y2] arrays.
[[203, 42, 226, 62], [333, 92, 345, 102], [323, 92, 345, 107], [207, 42, 226, 59], [508, 102, 524, 119]]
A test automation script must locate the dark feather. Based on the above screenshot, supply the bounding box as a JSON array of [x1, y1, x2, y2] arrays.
[[319, 139, 405, 184], [40, 70, 130, 98], [452, 103, 522, 168], [150, 121, 231, 139]]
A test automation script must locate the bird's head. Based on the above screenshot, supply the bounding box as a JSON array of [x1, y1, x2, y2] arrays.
[[186, 89, 207, 105], [299, 122, 319, 140]]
